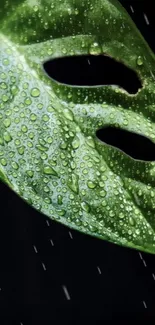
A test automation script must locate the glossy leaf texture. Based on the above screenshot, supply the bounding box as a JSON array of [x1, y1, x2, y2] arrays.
[[0, 0, 155, 253]]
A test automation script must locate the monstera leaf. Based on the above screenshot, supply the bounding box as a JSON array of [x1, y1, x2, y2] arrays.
[[0, 0, 155, 254]]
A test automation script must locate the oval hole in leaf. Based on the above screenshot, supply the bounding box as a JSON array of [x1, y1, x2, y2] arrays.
[[96, 126, 155, 161], [43, 55, 142, 94]]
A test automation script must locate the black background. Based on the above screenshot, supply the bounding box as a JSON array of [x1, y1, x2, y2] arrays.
[[0, 1, 155, 324]]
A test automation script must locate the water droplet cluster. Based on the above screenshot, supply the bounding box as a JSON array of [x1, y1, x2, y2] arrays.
[[0, 0, 155, 253]]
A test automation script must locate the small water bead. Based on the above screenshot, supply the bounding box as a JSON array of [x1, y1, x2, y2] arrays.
[[15, 139, 21, 146], [2, 58, 9, 66], [21, 125, 28, 133], [82, 168, 88, 174], [135, 229, 140, 235], [38, 103, 43, 110], [11, 161, 19, 170], [119, 212, 124, 219], [24, 98, 32, 105], [0, 158, 7, 166], [36, 144, 48, 152], [9, 151, 15, 158], [3, 118, 11, 128], [129, 216, 135, 226], [18, 146, 25, 155], [42, 114, 49, 122], [44, 197, 51, 204], [0, 72, 7, 79], [0, 82, 7, 89], [41, 152, 47, 160], [86, 136, 95, 148], [11, 85, 18, 96], [57, 195, 63, 205], [99, 190, 106, 197], [43, 186, 50, 193], [81, 201, 90, 213], [67, 173, 79, 193], [56, 209, 66, 216], [72, 136, 80, 149], [87, 180, 96, 189], [28, 132, 34, 139], [137, 56, 143, 66], [89, 42, 101, 55], [46, 105, 54, 114], [2, 94, 9, 102], [70, 161, 76, 169], [47, 48, 53, 56], [64, 108, 74, 121], [62, 48, 67, 54], [30, 88, 40, 97], [30, 113, 37, 121], [27, 141, 33, 148], [4, 131, 12, 142], [109, 210, 115, 217], [60, 141, 67, 149], [43, 165, 58, 176], [26, 170, 34, 177]]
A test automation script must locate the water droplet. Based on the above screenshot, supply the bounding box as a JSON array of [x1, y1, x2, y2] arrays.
[[11, 161, 19, 170], [3, 118, 11, 128], [21, 125, 28, 133], [2, 58, 9, 66], [30, 88, 40, 97], [2, 94, 9, 102], [86, 136, 95, 148], [109, 210, 115, 217], [60, 141, 67, 149], [43, 165, 58, 176], [30, 113, 37, 121], [64, 108, 74, 121], [129, 216, 135, 226], [47, 136, 53, 144], [87, 180, 96, 189], [119, 212, 124, 219], [42, 114, 49, 122], [137, 56, 143, 66], [18, 146, 25, 155], [99, 190, 106, 197], [72, 136, 80, 149], [0, 158, 7, 166], [56, 209, 66, 216], [44, 197, 51, 204], [4, 131, 12, 142], [26, 170, 34, 177], [67, 173, 79, 193], [57, 195, 63, 205], [33, 5, 39, 12], [89, 42, 101, 55], [81, 201, 90, 213], [24, 98, 32, 106]]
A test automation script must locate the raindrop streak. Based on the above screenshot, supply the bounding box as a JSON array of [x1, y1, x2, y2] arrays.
[[62, 285, 71, 300], [96, 127, 155, 161], [33, 245, 38, 253], [43, 55, 142, 94], [50, 238, 54, 246], [143, 301, 147, 309], [97, 266, 102, 274], [42, 262, 46, 271], [69, 231, 73, 239]]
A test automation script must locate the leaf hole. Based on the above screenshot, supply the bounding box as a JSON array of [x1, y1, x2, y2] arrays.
[[43, 55, 142, 94], [96, 126, 155, 161]]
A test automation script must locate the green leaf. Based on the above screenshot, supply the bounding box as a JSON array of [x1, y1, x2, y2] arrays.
[[0, 0, 155, 254]]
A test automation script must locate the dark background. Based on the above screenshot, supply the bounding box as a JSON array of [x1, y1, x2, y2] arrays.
[[0, 0, 155, 324]]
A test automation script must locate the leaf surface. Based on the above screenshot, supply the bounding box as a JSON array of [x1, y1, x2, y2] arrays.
[[0, 0, 155, 253]]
